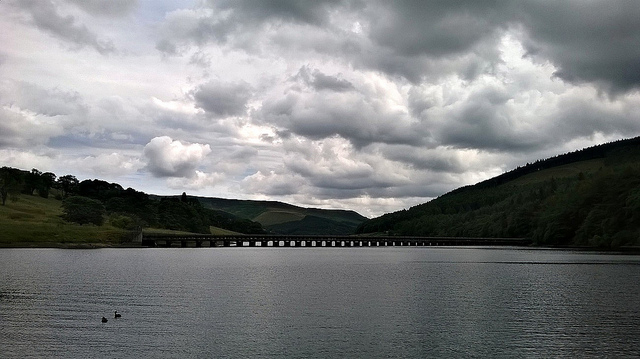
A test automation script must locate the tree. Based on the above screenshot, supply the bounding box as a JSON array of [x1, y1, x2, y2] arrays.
[[0, 167, 24, 206], [56, 175, 79, 198], [61, 196, 106, 225], [23, 168, 42, 195], [39, 172, 57, 198]]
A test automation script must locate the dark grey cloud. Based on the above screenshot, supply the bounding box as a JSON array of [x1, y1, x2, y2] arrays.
[[192, 80, 253, 118], [381, 145, 467, 173], [367, 1, 511, 57], [434, 85, 538, 151], [166, 1, 640, 94], [156, 0, 349, 54], [260, 90, 426, 148], [17, 0, 115, 55], [552, 96, 640, 140], [519, 1, 640, 94]]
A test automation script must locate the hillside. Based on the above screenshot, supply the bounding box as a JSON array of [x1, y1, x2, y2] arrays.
[[0, 193, 133, 248], [1, 164, 367, 247], [356, 137, 640, 248], [1, 167, 267, 247], [195, 197, 367, 235]]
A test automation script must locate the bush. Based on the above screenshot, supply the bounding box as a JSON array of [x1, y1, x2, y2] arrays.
[[61, 196, 106, 226], [109, 214, 138, 230]]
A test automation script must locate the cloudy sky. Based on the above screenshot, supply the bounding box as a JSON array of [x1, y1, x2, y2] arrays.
[[2, 0, 640, 217]]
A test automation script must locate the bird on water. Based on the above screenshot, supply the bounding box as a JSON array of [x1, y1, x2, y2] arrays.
[[101, 317, 108, 323], [114, 311, 121, 318]]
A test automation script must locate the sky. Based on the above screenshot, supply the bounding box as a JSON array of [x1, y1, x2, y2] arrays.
[[1, 0, 640, 218]]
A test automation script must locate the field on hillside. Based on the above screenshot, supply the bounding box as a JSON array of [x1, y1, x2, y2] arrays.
[[509, 159, 605, 186], [0, 195, 131, 248], [253, 211, 306, 226]]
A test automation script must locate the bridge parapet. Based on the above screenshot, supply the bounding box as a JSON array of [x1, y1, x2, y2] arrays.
[[140, 234, 532, 248]]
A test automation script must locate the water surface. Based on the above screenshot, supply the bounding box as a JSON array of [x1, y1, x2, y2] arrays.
[[1, 248, 639, 358]]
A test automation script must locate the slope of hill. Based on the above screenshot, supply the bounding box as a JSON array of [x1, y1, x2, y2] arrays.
[[0, 193, 133, 247], [356, 137, 640, 248], [196, 197, 367, 235]]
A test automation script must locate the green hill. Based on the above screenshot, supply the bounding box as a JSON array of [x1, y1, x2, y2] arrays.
[[356, 137, 640, 249], [1, 164, 366, 247], [0, 193, 133, 248], [195, 197, 367, 235]]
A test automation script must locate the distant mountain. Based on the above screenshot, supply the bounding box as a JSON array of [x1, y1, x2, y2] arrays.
[[356, 136, 640, 249], [195, 197, 367, 235]]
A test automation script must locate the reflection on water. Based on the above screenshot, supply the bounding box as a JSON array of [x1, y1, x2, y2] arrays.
[[1, 248, 639, 358]]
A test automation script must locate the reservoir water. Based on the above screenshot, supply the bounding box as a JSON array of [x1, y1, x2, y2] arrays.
[[1, 247, 639, 358]]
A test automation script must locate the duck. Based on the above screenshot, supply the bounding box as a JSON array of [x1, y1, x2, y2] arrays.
[[101, 317, 108, 323], [114, 311, 121, 318]]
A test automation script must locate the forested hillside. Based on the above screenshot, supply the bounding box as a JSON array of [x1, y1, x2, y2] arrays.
[[357, 137, 640, 248]]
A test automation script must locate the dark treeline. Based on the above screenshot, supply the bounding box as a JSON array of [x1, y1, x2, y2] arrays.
[[356, 137, 640, 248], [0, 167, 265, 234]]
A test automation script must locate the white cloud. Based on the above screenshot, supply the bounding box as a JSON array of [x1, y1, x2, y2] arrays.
[[143, 136, 211, 178], [167, 170, 224, 190], [69, 152, 143, 177]]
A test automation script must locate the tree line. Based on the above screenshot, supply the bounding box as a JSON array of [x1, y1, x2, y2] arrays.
[[0, 167, 265, 234]]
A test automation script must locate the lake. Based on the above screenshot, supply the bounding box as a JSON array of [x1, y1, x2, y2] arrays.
[[1, 247, 639, 358]]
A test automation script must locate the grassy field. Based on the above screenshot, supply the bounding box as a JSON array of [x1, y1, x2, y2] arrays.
[[0, 194, 134, 248]]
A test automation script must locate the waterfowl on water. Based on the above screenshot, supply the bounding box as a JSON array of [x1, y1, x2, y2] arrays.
[[114, 311, 121, 318], [101, 317, 108, 323]]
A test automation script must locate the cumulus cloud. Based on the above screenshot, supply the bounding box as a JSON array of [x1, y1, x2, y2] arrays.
[[259, 72, 426, 148], [143, 136, 212, 178], [0, 107, 64, 148], [0, 149, 56, 172]]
